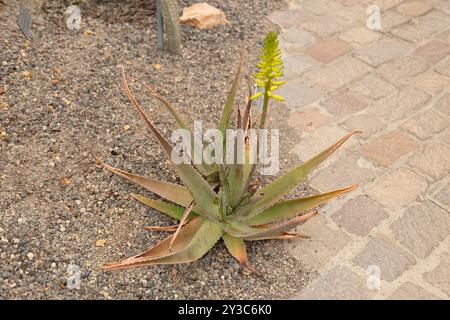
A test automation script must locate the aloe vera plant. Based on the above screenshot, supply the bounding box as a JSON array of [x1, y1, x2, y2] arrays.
[[97, 32, 358, 271]]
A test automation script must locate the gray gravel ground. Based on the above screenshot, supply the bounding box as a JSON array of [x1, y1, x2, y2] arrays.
[[0, 0, 316, 299]]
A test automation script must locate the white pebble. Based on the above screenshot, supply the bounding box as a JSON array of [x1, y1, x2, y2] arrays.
[[60, 225, 66, 232], [27, 253, 34, 260]]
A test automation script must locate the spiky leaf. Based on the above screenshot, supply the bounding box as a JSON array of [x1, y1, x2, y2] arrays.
[[235, 132, 359, 220]]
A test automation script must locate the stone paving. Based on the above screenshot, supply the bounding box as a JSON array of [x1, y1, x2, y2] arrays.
[[268, 0, 450, 299]]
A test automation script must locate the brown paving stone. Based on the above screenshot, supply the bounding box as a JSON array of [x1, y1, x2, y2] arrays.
[[310, 152, 378, 191], [412, 40, 450, 64], [366, 168, 427, 211], [434, 94, 450, 117], [407, 71, 450, 95], [305, 38, 351, 63], [389, 282, 439, 300], [349, 74, 397, 101], [288, 215, 351, 270], [409, 141, 450, 181], [424, 253, 450, 296], [333, 196, 389, 236], [367, 85, 431, 121], [376, 56, 429, 84], [355, 236, 416, 282], [320, 91, 367, 117], [391, 11, 450, 43], [401, 109, 449, 140], [360, 131, 417, 167], [338, 27, 381, 46], [304, 56, 372, 91], [287, 107, 330, 133], [396, 1, 432, 17], [296, 265, 372, 300], [391, 201, 450, 259], [435, 56, 450, 77], [344, 115, 386, 138], [354, 38, 413, 67]]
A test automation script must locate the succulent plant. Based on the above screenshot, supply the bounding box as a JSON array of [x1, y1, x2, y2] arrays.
[[97, 32, 357, 271]]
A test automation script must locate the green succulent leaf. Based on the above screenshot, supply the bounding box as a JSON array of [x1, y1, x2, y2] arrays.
[[235, 132, 359, 220], [100, 33, 360, 272], [223, 210, 317, 239], [244, 185, 358, 226], [120, 67, 221, 220], [218, 50, 245, 137], [130, 77, 215, 178], [103, 218, 222, 270], [223, 234, 248, 267], [131, 193, 199, 220], [97, 159, 193, 207]]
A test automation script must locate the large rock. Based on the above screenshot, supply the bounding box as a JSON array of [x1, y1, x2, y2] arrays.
[[179, 3, 228, 29]]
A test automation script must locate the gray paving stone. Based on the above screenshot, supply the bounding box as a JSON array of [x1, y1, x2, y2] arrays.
[[276, 78, 324, 108], [366, 168, 427, 211], [424, 253, 450, 296], [355, 236, 416, 282], [389, 282, 439, 300], [296, 265, 373, 300], [391, 11, 450, 43], [391, 201, 450, 259], [333, 196, 389, 236], [354, 38, 413, 67], [310, 152, 378, 191], [288, 215, 351, 270], [304, 56, 372, 91]]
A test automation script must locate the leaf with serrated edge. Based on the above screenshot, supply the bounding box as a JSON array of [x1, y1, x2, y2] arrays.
[[130, 77, 215, 177], [98, 159, 192, 207], [218, 50, 245, 137], [120, 66, 220, 220], [131, 193, 197, 220], [103, 218, 222, 270], [245, 185, 357, 226], [223, 210, 317, 239], [235, 132, 359, 220], [246, 232, 309, 241], [223, 234, 248, 267]]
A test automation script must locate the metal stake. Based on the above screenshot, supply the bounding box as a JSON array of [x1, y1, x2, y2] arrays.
[[156, 0, 163, 52]]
